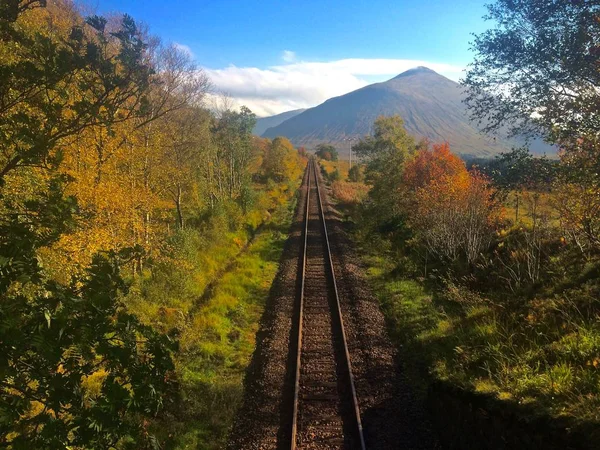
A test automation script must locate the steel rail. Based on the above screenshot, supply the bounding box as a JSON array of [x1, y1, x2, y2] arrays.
[[290, 159, 311, 450]]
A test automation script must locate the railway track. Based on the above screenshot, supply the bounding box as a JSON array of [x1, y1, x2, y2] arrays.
[[291, 159, 366, 450]]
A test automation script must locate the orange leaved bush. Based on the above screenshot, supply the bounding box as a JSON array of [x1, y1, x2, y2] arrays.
[[405, 144, 501, 265], [403, 142, 466, 191]]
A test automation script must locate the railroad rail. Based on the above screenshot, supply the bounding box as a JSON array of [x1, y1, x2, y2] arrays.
[[290, 159, 366, 450]]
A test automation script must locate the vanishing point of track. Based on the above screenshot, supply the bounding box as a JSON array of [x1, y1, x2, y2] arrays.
[[290, 159, 366, 450]]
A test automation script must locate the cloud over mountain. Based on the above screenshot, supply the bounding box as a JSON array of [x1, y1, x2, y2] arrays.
[[203, 57, 464, 117]]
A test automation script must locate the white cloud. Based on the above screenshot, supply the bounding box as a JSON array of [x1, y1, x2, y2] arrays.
[[203, 58, 465, 117], [282, 50, 297, 62], [173, 42, 194, 58]]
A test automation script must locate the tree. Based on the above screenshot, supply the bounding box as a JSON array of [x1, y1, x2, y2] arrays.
[[353, 115, 416, 162], [262, 136, 301, 182], [554, 136, 600, 254], [463, 0, 600, 143], [0, 2, 154, 182], [211, 106, 257, 200], [297, 146, 308, 158], [483, 148, 556, 193], [412, 169, 500, 266], [479, 148, 557, 222], [348, 164, 363, 182], [0, 251, 177, 448], [0, 4, 178, 446], [353, 115, 417, 231], [403, 142, 465, 192], [315, 143, 338, 161]]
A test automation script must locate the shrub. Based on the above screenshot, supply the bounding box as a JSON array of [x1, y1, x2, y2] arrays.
[[348, 165, 363, 182]]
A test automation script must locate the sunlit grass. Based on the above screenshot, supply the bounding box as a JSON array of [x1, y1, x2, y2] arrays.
[[169, 216, 291, 449], [320, 158, 351, 179]]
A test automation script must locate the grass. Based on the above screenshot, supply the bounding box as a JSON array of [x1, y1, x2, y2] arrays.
[[170, 217, 292, 449], [360, 243, 600, 425]]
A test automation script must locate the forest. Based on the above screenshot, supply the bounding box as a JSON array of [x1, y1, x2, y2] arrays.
[[0, 1, 304, 448]]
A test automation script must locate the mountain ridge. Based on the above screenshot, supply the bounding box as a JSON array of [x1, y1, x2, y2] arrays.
[[252, 108, 306, 136], [262, 67, 553, 157]]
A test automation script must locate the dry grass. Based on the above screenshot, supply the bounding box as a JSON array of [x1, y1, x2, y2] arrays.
[[331, 181, 369, 205]]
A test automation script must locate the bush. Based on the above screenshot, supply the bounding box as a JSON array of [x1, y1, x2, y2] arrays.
[[348, 165, 363, 182], [315, 143, 338, 161], [329, 168, 341, 182]]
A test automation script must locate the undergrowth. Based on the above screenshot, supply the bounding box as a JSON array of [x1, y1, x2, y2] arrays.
[[124, 180, 300, 449]]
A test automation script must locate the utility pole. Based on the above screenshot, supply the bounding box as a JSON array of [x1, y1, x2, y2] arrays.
[[349, 144, 352, 169], [348, 136, 357, 169]]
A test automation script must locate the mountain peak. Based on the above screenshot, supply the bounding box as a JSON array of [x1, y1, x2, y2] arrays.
[[392, 66, 438, 79]]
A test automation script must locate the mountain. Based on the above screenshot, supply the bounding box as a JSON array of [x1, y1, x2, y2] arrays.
[[262, 67, 553, 157], [253, 109, 306, 136]]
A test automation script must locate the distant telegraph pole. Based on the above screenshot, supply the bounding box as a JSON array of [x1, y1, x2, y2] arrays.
[[349, 144, 352, 169], [346, 136, 358, 169]]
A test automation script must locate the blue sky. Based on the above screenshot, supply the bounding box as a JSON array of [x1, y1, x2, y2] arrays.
[[89, 0, 491, 116]]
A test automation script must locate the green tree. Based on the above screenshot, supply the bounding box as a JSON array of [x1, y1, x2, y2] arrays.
[[352, 115, 415, 198], [0, 249, 177, 448], [211, 106, 257, 200], [352, 115, 417, 237], [348, 164, 363, 182], [481, 148, 557, 221], [463, 0, 600, 143], [486, 148, 555, 192], [554, 136, 600, 253], [314, 143, 338, 161]]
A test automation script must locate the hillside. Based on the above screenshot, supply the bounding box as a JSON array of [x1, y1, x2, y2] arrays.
[[253, 108, 306, 136], [262, 67, 552, 157]]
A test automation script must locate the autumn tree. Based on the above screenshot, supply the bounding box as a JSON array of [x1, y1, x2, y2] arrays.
[[0, 2, 153, 182], [0, 3, 177, 447], [262, 136, 302, 182], [298, 146, 308, 158], [315, 143, 338, 161], [403, 142, 465, 192], [412, 167, 499, 266]]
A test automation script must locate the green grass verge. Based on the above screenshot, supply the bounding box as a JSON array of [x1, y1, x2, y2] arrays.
[[171, 213, 294, 449], [360, 244, 600, 426]]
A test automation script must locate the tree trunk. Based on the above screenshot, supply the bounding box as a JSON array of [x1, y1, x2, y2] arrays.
[[175, 185, 184, 229]]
